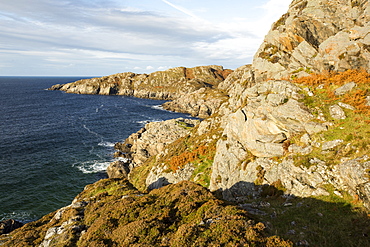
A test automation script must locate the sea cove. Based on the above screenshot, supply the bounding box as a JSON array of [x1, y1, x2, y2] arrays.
[[0, 77, 190, 222]]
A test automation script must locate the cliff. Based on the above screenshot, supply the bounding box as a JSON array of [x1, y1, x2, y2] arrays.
[[49, 65, 232, 118], [252, 0, 370, 82], [3, 0, 370, 246]]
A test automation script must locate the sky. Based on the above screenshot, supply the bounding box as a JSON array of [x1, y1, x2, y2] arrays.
[[0, 0, 291, 76]]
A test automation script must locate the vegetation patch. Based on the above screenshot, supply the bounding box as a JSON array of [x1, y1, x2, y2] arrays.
[[259, 44, 280, 63], [240, 183, 370, 247], [272, 13, 289, 30], [290, 69, 370, 166]]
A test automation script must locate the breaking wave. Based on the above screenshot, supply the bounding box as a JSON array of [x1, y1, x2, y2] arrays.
[[74, 160, 111, 174]]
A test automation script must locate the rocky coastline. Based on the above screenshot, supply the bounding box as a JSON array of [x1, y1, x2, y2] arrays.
[[2, 0, 370, 246], [48, 65, 233, 118]]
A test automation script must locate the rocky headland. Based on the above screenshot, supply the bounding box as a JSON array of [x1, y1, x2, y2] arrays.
[[49, 65, 233, 118], [2, 0, 370, 246]]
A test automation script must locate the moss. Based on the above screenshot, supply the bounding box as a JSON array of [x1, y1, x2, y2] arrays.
[[295, 0, 308, 11], [78, 181, 291, 246], [292, 67, 312, 75], [255, 165, 266, 185], [272, 13, 289, 30], [191, 158, 213, 187], [175, 120, 195, 130], [351, 0, 362, 7], [259, 44, 280, 63]]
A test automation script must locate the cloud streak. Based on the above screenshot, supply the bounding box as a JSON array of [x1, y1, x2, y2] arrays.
[[161, 0, 201, 20], [0, 0, 291, 76]]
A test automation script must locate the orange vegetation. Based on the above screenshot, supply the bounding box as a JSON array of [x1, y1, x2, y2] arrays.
[[168, 145, 214, 172], [293, 69, 370, 115]]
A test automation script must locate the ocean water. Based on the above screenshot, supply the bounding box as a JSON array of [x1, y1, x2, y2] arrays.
[[0, 76, 189, 222]]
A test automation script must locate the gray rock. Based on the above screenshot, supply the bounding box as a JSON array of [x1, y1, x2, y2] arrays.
[[146, 163, 195, 190], [116, 118, 199, 167], [266, 93, 287, 106], [300, 134, 311, 145], [329, 104, 346, 119], [289, 144, 313, 155], [322, 139, 343, 151], [250, 0, 370, 82], [304, 122, 327, 135], [338, 102, 356, 110], [107, 160, 130, 179], [334, 82, 357, 96]]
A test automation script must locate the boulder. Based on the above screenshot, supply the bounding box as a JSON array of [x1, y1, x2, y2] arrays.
[[114, 118, 200, 167], [329, 104, 346, 119], [334, 82, 357, 96], [0, 219, 23, 235], [106, 160, 130, 179]]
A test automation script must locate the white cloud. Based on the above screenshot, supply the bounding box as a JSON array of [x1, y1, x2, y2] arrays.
[[0, 0, 292, 75], [161, 0, 200, 20]]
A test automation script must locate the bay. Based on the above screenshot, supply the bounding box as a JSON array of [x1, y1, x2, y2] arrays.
[[0, 76, 189, 222]]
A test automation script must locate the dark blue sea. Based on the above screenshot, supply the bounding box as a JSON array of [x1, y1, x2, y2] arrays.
[[0, 76, 189, 222]]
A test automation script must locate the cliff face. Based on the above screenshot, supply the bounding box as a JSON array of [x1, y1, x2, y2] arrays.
[[49, 66, 232, 118], [206, 0, 370, 206], [252, 0, 370, 82]]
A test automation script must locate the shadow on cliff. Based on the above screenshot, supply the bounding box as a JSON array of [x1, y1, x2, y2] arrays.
[[215, 181, 370, 247]]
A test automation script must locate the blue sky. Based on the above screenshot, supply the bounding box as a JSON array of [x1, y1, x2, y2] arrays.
[[0, 0, 291, 76]]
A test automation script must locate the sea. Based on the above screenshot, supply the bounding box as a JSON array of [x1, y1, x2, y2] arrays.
[[0, 76, 190, 223]]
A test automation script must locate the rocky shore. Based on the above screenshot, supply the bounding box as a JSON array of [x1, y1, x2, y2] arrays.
[[49, 65, 233, 118], [2, 0, 370, 246]]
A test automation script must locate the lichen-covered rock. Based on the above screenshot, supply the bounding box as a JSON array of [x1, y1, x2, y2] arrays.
[[162, 87, 228, 118], [146, 163, 195, 190], [329, 104, 347, 119], [252, 0, 370, 82], [216, 80, 317, 159], [334, 81, 357, 96], [106, 160, 130, 179], [114, 118, 200, 167]]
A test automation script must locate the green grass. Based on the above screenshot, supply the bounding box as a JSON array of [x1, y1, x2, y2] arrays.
[[243, 185, 370, 247]]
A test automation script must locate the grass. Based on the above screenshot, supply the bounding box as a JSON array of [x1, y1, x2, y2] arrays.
[[288, 69, 370, 167], [239, 183, 370, 247]]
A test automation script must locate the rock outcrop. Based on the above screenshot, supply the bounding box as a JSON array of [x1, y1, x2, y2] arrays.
[[49, 65, 231, 98], [113, 118, 200, 168], [162, 87, 228, 118], [0, 179, 291, 246], [0, 220, 23, 235], [252, 0, 370, 82]]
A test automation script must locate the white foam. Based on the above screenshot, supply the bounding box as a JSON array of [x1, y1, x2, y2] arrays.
[[0, 211, 32, 222], [116, 157, 129, 162], [74, 161, 110, 174], [137, 120, 151, 125], [98, 141, 115, 147], [151, 105, 168, 111]]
